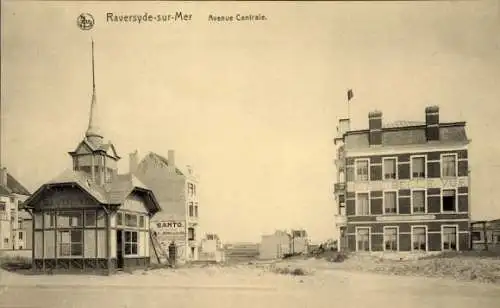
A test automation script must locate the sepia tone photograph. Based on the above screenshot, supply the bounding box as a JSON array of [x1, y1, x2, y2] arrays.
[[1, 0, 499, 307]]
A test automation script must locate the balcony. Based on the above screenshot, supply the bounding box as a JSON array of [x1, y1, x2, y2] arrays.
[[334, 183, 346, 194], [334, 214, 347, 227]]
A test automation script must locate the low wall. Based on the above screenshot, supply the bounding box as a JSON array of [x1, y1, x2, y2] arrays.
[[0, 249, 32, 259]]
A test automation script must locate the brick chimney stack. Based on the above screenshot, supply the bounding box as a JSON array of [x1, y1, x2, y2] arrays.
[[425, 106, 440, 141], [129, 150, 138, 174], [0, 167, 7, 187], [368, 110, 382, 146]]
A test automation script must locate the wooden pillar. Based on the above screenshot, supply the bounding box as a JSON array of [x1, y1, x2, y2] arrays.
[[31, 210, 35, 273], [53, 210, 57, 271], [106, 207, 112, 275], [483, 222, 488, 251]]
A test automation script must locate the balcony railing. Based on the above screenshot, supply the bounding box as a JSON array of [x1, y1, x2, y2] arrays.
[[334, 183, 346, 193]]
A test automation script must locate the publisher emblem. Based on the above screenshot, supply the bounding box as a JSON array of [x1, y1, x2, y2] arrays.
[[77, 13, 95, 31]]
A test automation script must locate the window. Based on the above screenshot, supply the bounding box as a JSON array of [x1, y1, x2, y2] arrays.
[[188, 183, 194, 196], [355, 160, 369, 181], [125, 214, 138, 227], [85, 210, 96, 227], [58, 230, 83, 257], [0, 202, 5, 211], [442, 226, 458, 251], [4, 238, 9, 244], [471, 231, 481, 241], [58, 211, 82, 228], [189, 202, 194, 217], [124, 231, 138, 255], [356, 193, 370, 216], [139, 216, 145, 228], [356, 228, 370, 251], [194, 203, 198, 217], [188, 227, 195, 241], [384, 227, 398, 251], [412, 227, 427, 251], [412, 190, 426, 213], [383, 158, 397, 179], [383, 192, 397, 214], [411, 156, 425, 178], [442, 154, 457, 177], [117, 212, 123, 226], [442, 190, 456, 212], [18, 231, 23, 240]]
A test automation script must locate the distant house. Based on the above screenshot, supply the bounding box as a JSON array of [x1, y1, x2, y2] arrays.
[[291, 229, 310, 255], [259, 230, 292, 260], [0, 167, 31, 251], [470, 219, 500, 252], [199, 233, 225, 263]]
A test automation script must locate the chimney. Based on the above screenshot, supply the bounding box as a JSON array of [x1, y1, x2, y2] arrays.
[[168, 150, 175, 167], [425, 106, 440, 141], [368, 110, 383, 146], [129, 150, 138, 174], [0, 167, 7, 187]]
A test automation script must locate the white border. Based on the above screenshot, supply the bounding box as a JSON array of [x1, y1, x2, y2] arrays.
[[354, 158, 370, 182], [441, 188, 458, 213], [410, 225, 429, 252], [382, 190, 399, 215], [355, 226, 371, 252], [441, 224, 459, 251], [410, 155, 427, 179], [410, 188, 427, 214], [383, 225, 399, 252], [440, 153, 458, 178], [382, 157, 398, 180], [355, 191, 371, 216]]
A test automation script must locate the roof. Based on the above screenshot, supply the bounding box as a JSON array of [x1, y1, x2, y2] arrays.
[[0, 172, 31, 196], [150, 153, 184, 176], [345, 122, 468, 150], [68, 138, 121, 160], [23, 169, 161, 214], [383, 121, 425, 129]]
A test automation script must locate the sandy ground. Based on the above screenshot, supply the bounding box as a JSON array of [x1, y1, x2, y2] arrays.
[[1, 259, 499, 308]]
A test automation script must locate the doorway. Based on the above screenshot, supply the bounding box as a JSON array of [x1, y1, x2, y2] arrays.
[[168, 242, 176, 265], [116, 230, 124, 269]]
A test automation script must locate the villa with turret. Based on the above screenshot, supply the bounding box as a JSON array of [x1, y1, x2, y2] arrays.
[[23, 41, 161, 274]]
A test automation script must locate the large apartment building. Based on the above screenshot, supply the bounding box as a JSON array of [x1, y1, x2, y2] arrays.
[[131, 150, 200, 262], [334, 106, 471, 253]]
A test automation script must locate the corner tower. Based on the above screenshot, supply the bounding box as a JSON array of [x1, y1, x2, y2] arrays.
[[68, 40, 121, 185]]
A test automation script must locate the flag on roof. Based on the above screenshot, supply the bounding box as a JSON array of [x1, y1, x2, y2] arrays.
[[347, 89, 354, 101]]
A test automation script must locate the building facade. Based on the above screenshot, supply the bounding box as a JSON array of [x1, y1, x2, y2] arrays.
[[334, 106, 470, 253], [22, 41, 161, 274], [0, 168, 31, 251], [199, 233, 225, 262], [470, 219, 500, 252], [259, 230, 292, 260], [131, 150, 200, 263]]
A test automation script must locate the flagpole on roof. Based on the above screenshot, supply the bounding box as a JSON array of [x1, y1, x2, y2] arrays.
[[347, 89, 354, 121]]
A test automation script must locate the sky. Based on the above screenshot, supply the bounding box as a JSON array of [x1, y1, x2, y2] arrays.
[[1, 0, 500, 243]]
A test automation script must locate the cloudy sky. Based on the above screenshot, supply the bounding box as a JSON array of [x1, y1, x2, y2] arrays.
[[2, 1, 499, 243]]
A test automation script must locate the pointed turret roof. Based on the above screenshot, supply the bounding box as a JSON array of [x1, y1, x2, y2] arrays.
[[85, 40, 103, 147]]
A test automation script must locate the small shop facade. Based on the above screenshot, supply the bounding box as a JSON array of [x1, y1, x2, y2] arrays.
[[24, 174, 160, 274]]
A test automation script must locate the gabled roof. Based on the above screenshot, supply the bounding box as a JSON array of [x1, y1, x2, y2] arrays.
[[145, 152, 184, 176], [0, 172, 31, 196], [23, 169, 160, 215], [69, 138, 121, 160]]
